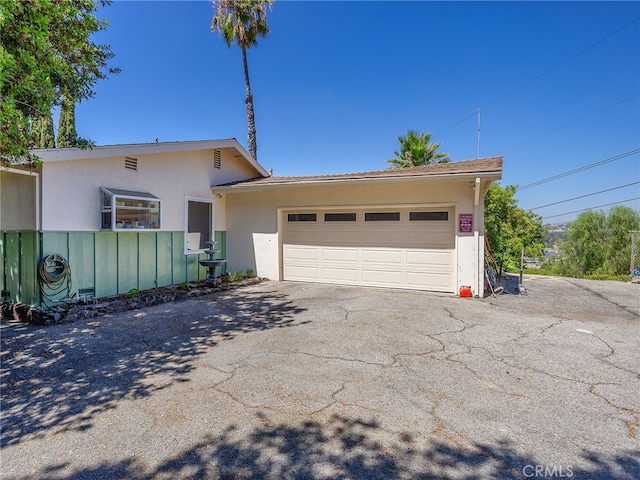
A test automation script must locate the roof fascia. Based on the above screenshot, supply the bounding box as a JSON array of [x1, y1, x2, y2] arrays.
[[213, 170, 503, 194]]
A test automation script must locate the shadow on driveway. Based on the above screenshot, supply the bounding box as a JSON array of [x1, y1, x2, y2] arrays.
[[1, 288, 307, 448], [21, 413, 640, 479]]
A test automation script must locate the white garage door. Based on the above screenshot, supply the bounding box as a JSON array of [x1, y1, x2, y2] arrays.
[[282, 207, 455, 292]]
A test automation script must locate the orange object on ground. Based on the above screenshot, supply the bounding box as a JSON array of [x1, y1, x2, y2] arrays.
[[459, 286, 472, 297]]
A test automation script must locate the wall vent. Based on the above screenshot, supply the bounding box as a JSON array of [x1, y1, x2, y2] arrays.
[[213, 149, 222, 169], [125, 157, 138, 171]]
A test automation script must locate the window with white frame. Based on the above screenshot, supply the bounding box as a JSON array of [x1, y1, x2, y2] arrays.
[[185, 197, 213, 253], [101, 187, 161, 230]]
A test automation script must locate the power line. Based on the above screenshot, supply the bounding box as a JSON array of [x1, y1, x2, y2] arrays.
[[435, 17, 640, 137], [492, 94, 639, 156], [436, 111, 477, 137], [529, 182, 640, 210], [483, 17, 640, 112], [543, 197, 640, 220], [517, 149, 640, 191]]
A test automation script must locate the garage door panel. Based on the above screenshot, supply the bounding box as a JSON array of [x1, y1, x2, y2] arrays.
[[362, 230, 403, 246], [322, 267, 359, 282], [362, 269, 403, 285], [322, 230, 359, 244], [285, 265, 321, 281], [406, 271, 452, 290], [284, 230, 320, 243], [362, 249, 403, 264], [283, 207, 455, 292], [322, 248, 359, 263], [284, 245, 321, 261], [407, 230, 453, 248], [406, 250, 452, 266]]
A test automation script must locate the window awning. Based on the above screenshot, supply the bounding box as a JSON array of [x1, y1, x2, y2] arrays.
[[101, 187, 160, 200]]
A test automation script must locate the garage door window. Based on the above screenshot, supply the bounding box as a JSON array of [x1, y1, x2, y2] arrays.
[[410, 211, 449, 221], [324, 213, 356, 222], [365, 212, 400, 221], [288, 213, 317, 222]]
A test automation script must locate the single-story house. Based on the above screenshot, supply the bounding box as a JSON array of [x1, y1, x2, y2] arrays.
[[0, 139, 502, 305]]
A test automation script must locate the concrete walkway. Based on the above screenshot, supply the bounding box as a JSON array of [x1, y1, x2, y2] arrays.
[[1, 275, 639, 479]]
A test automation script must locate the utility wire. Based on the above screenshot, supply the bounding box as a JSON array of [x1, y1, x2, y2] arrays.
[[517, 149, 640, 191], [529, 182, 640, 210], [483, 17, 639, 111], [543, 197, 640, 220], [435, 17, 640, 137], [436, 111, 477, 137], [492, 94, 639, 156]]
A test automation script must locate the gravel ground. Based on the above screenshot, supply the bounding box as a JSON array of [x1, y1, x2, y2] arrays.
[[1, 275, 638, 479]]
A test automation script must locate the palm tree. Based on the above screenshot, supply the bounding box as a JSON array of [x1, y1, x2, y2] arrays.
[[386, 130, 450, 168], [212, 0, 273, 162]]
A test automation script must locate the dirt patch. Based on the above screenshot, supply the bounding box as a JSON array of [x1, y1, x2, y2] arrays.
[[0, 277, 265, 326]]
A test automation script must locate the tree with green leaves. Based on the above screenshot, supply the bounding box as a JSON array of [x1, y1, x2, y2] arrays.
[[558, 211, 607, 277], [57, 94, 79, 148], [386, 130, 450, 168], [31, 112, 56, 149], [211, 0, 274, 162], [1, 0, 118, 163], [606, 206, 640, 275], [554, 206, 640, 277], [484, 183, 546, 272]]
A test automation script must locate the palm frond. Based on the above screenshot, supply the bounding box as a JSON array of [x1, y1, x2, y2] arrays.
[[388, 130, 450, 168], [211, 0, 273, 49]]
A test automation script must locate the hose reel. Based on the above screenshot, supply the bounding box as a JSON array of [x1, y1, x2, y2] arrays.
[[38, 253, 72, 304]]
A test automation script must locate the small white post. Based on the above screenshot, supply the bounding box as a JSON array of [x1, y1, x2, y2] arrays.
[[477, 105, 481, 159], [631, 230, 637, 276]]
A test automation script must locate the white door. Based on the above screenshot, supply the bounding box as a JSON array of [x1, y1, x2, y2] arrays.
[[282, 207, 455, 292]]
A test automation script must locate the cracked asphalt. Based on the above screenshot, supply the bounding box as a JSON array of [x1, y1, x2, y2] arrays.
[[1, 275, 639, 479]]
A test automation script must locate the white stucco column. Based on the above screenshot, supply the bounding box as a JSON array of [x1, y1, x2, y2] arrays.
[[473, 177, 482, 297]]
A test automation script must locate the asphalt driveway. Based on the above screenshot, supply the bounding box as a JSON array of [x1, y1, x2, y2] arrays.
[[1, 275, 639, 479]]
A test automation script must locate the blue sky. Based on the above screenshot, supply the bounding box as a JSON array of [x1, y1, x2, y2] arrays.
[[76, 1, 640, 223]]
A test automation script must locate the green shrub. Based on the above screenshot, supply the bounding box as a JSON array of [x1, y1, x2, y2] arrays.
[[229, 271, 245, 282], [584, 274, 630, 282], [127, 288, 139, 298], [246, 269, 254, 278]]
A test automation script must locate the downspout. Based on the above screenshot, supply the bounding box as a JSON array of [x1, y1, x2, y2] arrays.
[[36, 170, 41, 231], [474, 177, 481, 297]]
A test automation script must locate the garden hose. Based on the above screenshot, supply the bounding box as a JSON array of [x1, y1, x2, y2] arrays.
[[39, 253, 72, 305]]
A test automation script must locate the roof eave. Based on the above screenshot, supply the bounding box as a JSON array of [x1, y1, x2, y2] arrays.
[[212, 169, 503, 194]]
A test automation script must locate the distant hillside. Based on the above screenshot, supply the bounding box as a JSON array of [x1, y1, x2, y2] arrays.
[[544, 223, 567, 249]]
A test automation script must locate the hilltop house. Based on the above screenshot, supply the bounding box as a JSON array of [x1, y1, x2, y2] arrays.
[[1, 139, 502, 305]]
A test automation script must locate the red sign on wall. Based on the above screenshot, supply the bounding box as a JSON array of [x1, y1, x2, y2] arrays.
[[459, 213, 473, 233]]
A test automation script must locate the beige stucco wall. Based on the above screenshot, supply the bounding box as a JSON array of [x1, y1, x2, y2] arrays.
[[40, 148, 256, 232], [0, 170, 37, 231], [221, 177, 491, 294]]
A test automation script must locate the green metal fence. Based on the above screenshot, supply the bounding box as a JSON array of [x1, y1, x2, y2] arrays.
[[1, 231, 39, 305], [1, 230, 226, 305]]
